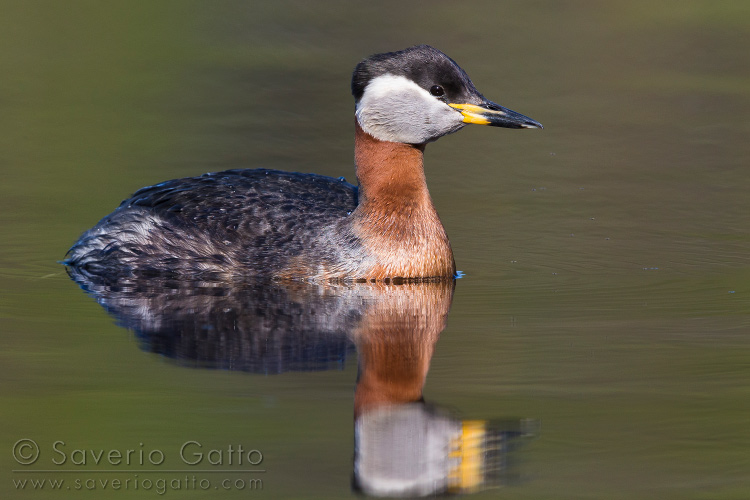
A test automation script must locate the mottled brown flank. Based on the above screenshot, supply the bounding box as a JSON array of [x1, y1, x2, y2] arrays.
[[66, 125, 455, 282]]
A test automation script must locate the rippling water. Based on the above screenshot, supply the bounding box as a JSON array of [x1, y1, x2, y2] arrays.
[[3, 2, 749, 499]]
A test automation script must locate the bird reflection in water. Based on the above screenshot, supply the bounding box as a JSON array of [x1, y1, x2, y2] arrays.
[[68, 269, 536, 496]]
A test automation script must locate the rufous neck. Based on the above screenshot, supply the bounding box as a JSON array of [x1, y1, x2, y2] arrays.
[[354, 121, 429, 209], [349, 121, 455, 280]]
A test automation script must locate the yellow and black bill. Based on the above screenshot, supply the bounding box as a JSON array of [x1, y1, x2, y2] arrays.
[[449, 101, 543, 129]]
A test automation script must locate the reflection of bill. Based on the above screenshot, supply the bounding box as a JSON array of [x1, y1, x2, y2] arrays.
[[351, 281, 538, 496], [355, 406, 537, 496], [65, 273, 536, 496]]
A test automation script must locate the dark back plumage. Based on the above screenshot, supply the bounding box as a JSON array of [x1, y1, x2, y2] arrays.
[[66, 169, 358, 280]]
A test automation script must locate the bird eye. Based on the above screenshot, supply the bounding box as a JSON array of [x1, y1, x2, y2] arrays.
[[430, 85, 445, 97]]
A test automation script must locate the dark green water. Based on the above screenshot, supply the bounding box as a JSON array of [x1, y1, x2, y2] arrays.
[[3, 1, 749, 498]]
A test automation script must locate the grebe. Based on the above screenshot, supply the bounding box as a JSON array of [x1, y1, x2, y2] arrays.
[[65, 45, 542, 282]]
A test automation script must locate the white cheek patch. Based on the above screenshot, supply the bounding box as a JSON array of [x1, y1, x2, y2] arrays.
[[356, 74, 464, 144]]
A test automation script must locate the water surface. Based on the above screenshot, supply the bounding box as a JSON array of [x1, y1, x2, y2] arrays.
[[3, 2, 749, 499]]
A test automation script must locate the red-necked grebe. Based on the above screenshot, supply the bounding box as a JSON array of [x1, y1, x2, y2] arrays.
[[65, 45, 542, 282]]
